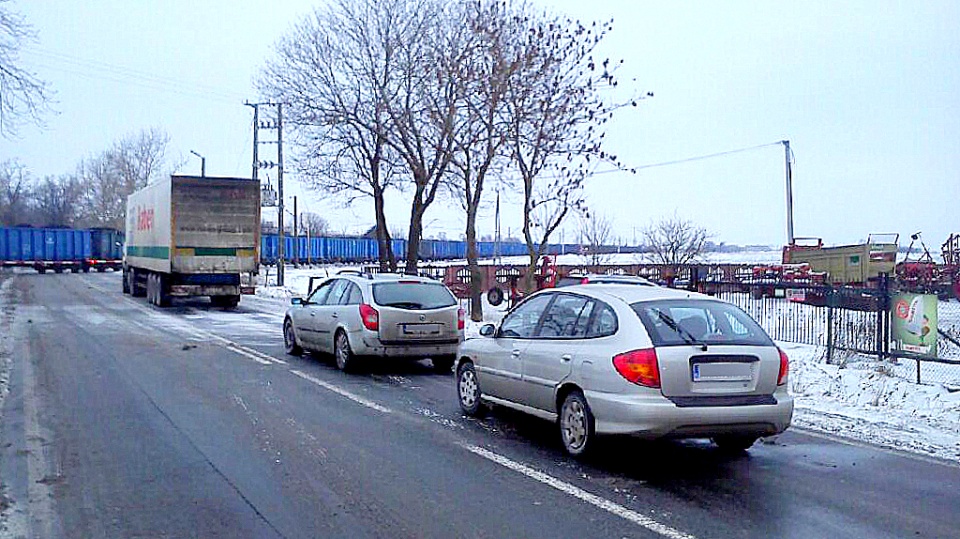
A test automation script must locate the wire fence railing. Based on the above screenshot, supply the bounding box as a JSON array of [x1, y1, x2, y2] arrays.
[[714, 281, 960, 388]]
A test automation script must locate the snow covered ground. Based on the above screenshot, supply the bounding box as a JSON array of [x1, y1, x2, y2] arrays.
[[259, 263, 960, 463]]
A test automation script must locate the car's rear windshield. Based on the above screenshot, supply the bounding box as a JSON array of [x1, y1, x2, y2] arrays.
[[372, 282, 457, 310], [631, 299, 773, 347]]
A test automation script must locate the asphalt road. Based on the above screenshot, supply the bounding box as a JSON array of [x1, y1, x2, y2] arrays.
[[1, 270, 958, 539]]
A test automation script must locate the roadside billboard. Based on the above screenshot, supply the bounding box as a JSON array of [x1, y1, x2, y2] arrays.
[[890, 292, 938, 358]]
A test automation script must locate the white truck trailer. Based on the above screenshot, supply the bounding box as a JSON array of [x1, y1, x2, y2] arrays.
[[122, 175, 260, 307]]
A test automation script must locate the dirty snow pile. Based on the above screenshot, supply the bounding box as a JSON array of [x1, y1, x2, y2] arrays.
[[258, 265, 960, 463]]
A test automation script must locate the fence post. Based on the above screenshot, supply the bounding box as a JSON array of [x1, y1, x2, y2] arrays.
[[826, 303, 834, 363], [878, 272, 890, 361]]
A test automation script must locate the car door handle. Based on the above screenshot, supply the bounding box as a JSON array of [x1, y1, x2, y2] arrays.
[[511, 349, 522, 358], [561, 354, 572, 362], [331, 313, 339, 318]]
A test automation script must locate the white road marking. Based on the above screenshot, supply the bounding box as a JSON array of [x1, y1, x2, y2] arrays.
[[290, 370, 392, 414], [461, 444, 697, 539]]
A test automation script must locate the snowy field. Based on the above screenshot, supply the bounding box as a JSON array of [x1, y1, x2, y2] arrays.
[[259, 264, 960, 463]]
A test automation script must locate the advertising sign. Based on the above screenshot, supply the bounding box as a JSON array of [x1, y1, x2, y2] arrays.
[[890, 293, 938, 357]]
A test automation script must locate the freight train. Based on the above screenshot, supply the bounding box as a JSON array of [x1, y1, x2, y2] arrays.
[[259, 234, 583, 264], [3, 226, 584, 272], [0, 227, 123, 273]]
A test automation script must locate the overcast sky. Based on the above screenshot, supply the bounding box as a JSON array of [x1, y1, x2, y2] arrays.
[[3, 0, 958, 248]]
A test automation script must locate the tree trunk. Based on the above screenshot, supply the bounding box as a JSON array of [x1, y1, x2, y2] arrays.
[[373, 186, 395, 272], [465, 206, 483, 322], [405, 186, 427, 275]]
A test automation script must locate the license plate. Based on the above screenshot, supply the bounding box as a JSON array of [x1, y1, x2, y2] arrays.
[[692, 362, 753, 382], [401, 323, 441, 336]]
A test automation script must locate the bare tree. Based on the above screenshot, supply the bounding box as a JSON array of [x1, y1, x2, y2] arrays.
[[503, 10, 639, 290], [579, 211, 614, 268], [32, 174, 83, 227], [260, 0, 405, 271], [377, 0, 466, 274], [300, 212, 329, 237], [0, 158, 31, 225], [446, 1, 519, 320], [79, 128, 172, 230], [0, 0, 51, 137], [643, 214, 710, 269]]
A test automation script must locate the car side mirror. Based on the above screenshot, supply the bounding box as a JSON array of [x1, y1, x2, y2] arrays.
[[479, 324, 496, 337], [291, 297, 305, 306]]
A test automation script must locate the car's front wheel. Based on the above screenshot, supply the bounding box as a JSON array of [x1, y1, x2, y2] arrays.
[[456, 361, 484, 416], [559, 390, 595, 457], [334, 330, 357, 372], [283, 319, 302, 356]]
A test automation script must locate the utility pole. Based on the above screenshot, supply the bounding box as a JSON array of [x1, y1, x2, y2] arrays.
[[246, 100, 286, 286], [277, 103, 285, 287], [782, 140, 794, 245], [246, 103, 259, 181], [292, 195, 298, 267]]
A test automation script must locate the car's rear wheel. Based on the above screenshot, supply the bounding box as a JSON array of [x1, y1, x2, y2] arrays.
[[334, 330, 356, 372], [713, 435, 759, 453], [283, 319, 302, 356], [432, 354, 456, 373], [456, 361, 484, 416], [559, 390, 595, 457]]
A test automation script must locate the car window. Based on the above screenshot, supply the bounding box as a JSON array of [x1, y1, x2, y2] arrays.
[[499, 294, 552, 338], [537, 294, 594, 338], [631, 299, 774, 347], [323, 279, 350, 305], [307, 280, 334, 304], [372, 282, 456, 309], [341, 283, 362, 305], [586, 303, 617, 337]]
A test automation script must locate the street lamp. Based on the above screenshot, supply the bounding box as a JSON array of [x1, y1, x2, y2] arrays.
[[189, 150, 206, 177]]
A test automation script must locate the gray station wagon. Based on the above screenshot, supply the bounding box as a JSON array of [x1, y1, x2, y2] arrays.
[[284, 272, 464, 372]]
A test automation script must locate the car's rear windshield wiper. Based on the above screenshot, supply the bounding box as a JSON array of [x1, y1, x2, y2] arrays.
[[656, 310, 708, 350], [382, 301, 425, 309]]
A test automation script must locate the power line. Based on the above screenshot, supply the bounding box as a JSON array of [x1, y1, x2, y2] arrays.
[[591, 141, 785, 176], [22, 46, 248, 104]]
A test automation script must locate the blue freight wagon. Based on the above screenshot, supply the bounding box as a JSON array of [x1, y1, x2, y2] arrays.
[[88, 228, 124, 272], [0, 227, 92, 273]]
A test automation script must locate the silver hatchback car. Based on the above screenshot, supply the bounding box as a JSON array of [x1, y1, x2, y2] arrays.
[[456, 284, 793, 456], [284, 272, 464, 372]]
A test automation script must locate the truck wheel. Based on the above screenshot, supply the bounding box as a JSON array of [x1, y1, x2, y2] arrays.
[[131, 269, 145, 297], [122, 270, 130, 294], [147, 274, 157, 305], [155, 274, 170, 307]]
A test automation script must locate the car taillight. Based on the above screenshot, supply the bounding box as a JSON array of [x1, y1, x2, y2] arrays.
[[457, 308, 465, 330], [613, 348, 660, 388], [777, 348, 789, 386], [581, 277, 590, 284], [359, 303, 379, 331]]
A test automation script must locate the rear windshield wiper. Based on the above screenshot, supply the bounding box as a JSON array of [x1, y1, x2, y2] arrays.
[[656, 310, 708, 351], [382, 301, 425, 309]]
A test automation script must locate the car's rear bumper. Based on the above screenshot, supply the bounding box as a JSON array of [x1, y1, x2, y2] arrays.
[[354, 335, 461, 358], [584, 388, 794, 439]]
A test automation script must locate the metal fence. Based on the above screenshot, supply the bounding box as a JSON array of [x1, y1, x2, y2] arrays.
[[713, 280, 960, 388]]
